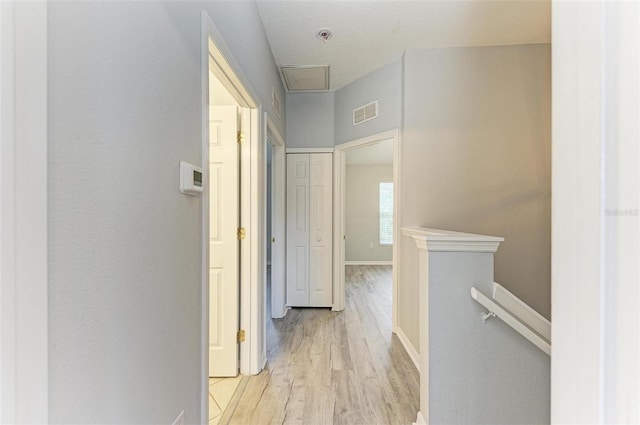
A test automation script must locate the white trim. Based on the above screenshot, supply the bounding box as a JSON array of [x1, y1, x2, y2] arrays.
[[401, 227, 504, 253], [0, 5, 17, 420], [551, 4, 604, 421], [286, 147, 334, 154], [265, 114, 287, 320], [344, 261, 392, 266], [260, 349, 267, 371], [247, 107, 261, 375], [552, 3, 640, 423], [207, 42, 256, 109], [333, 146, 345, 311], [271, 88, 281, 119], [200, 12, 264, 422], [238, 107, 252, 375], [394, 327, 420, 372], [171, 410, 185, 425], [1, 2, 48, 422], [551, 3, 603, 423], [333, 129, 400, 334], [493, 282, 551, 341], [413, 411, 427, 425], [391, 129, 401, 332], [199, 15, 210, 423]]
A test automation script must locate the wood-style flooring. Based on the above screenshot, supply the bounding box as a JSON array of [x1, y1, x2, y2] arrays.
[[226, 265, 419, 425]]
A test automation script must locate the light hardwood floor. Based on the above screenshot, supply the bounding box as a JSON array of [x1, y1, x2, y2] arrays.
[[226, 265, 419, 424]]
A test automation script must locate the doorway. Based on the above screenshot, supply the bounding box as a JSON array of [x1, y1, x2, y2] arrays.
[[201, 14, 262, 424], [207, 71, 241, 379], [333, 129, 400, 330], [263, 116, 286, 323], [344, 140, 394, 267]]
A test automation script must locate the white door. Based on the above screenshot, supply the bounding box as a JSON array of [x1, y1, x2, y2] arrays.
[[309, 153, 333, 306], [209, 105, 239, 377], [286, 153, 333, 307], [286, 154, 310, 306]]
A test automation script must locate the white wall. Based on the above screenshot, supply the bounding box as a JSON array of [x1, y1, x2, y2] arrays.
[[345, 164, 393, 262], [399, 44, 551, 351], [1, 2, 48, 422], [47, 2, 284, 423], [552, 2, 640, 423], [334, 59, 402, 145], [285, 92, 334, 148]]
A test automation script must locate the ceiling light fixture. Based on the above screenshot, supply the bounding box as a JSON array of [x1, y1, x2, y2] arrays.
[[316, 28, 333, 43]]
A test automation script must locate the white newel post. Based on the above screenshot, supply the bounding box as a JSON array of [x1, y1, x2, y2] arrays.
[[402, 227, 504, 425]]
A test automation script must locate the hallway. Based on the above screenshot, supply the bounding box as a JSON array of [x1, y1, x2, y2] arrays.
[[226, 265, 419, 424]]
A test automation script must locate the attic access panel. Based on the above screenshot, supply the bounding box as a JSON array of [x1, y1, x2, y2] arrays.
[[279, 65, 330, 92]]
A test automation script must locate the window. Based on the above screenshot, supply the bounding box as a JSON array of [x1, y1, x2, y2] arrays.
[[379, 182, 393, 245]]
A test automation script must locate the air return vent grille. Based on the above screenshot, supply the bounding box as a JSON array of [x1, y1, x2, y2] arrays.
[[353, 101, 378, 126]]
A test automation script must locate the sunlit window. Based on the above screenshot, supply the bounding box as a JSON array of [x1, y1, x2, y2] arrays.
[[379, 182, 393, 245]]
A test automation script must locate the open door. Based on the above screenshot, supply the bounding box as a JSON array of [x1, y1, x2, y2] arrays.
[[209, 105, 240, 377]]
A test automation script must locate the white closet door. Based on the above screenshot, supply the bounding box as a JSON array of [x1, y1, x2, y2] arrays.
[[286, 154, 310, 306], [309, 153, 333, 306]]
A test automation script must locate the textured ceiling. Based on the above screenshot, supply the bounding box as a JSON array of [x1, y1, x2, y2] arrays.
[[256, 0, 551, 91]]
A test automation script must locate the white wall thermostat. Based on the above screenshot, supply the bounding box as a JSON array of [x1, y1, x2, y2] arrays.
[[180, 161, 203, 196]]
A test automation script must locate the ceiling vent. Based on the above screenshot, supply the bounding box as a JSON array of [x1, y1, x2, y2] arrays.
[[353, 100, 378, 126], [279, 65, 330, 92]]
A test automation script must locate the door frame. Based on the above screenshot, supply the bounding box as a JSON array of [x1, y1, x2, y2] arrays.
[[333, 129, 400, 330], [200, 10, 264, 423], [264, 114, 286, 321], [551, 2, 640, 422], [0, 2, 48, 422]]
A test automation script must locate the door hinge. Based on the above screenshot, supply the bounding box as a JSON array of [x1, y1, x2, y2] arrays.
[[237, 131, 245, 144], [237, 227, 246, 240], [237, 329, 245, 343]]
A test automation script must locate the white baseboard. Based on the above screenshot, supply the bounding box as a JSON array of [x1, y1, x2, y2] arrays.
[[286, 147, 334, 153], [272, 306, 288, 319], [345, 260, 392, 266], [413, 411, 426, 425], [261, 350, 267, 370], [394, 326, 420, 372]]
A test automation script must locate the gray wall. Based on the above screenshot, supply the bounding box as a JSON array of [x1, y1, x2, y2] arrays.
[[285, 92, 334, 148], [345, 164, 393, 262], [285, 58, 402, 149], [398, 44, 551, 351], [47, 2, 284, 423], [428, 251, 550, 424], [334, 59, 402, 145]]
